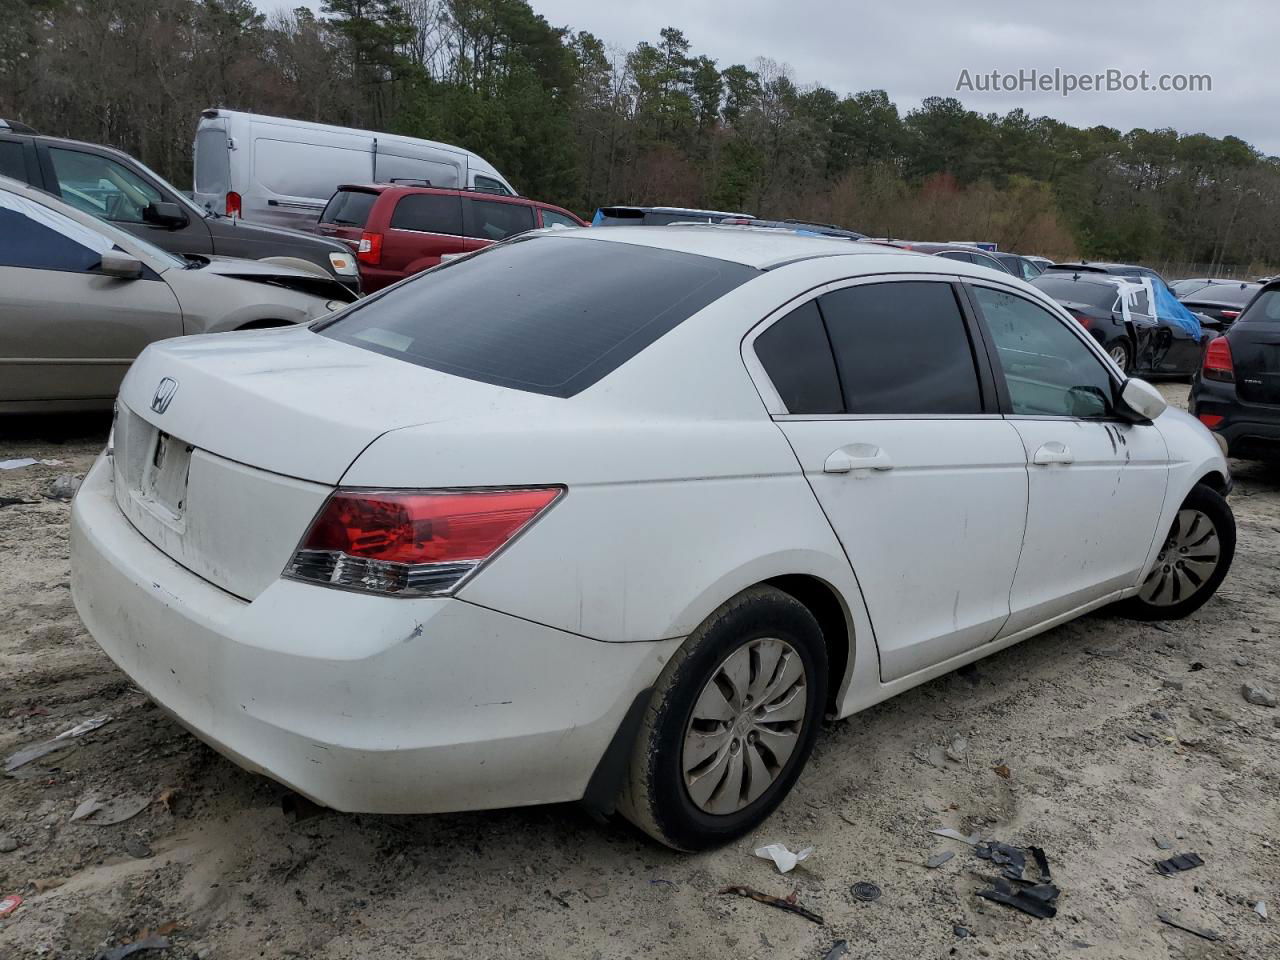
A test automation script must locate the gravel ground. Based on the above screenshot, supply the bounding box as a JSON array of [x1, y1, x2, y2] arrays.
[[1, 385, 1277, 960]]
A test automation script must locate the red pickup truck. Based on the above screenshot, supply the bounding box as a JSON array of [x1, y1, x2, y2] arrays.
[[316, 183, 587, 292]]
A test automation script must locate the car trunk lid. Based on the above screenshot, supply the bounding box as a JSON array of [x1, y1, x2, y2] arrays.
[[1229, 325, 1280, 405]]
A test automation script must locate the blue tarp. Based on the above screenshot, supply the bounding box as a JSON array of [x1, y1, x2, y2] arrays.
[[1152, 280, 1204, 337]]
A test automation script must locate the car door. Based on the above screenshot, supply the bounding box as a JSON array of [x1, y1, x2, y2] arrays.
[[754, 277, 1030, 682], [0, 189, 182, 404], [0, 135, 39, 185], [386, 191, 473, 278], [41, 144, 214, 255], [464, 197, 537, 243], [964, 281, 1170, 635]]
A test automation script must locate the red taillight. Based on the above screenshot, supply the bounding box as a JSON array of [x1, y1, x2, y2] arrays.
[[356, 231, 383, 265], [1070, 311, 1093, 330], [1203, 337, 1234, 382], [286, 488, 562, 596], [1220, 310, 1240, 320], [225, 191, 241, 218], [1197, 413, 1224, 428]]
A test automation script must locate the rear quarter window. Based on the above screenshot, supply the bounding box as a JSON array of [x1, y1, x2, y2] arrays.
[[467, 198, 535, 241], [320, 190, 378, 228], [318, 235, 756, 397], [1239, 289, 1280, 324], [390, 193, 463, 235]]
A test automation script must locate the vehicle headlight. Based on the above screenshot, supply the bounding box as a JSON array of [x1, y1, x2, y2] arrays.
[[328, 251, 358, 277]]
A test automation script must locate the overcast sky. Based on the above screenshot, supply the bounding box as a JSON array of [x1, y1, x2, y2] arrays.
[[273, 0, 1278, 156]]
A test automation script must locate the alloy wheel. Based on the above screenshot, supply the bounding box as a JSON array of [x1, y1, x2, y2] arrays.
[[1109, 343, 1129, 369], [681, 638, 808, 815], [1137, 508, 1221, 606]]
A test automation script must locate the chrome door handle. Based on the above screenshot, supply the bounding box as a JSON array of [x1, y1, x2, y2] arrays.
[[1032, 441, 1074, 466], [824, 444, 894, 474]]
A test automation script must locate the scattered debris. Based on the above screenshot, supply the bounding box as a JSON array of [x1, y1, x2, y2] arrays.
[[92, 934, 171, 960], [822, 940, 849, 960], [1241, 683, 1277, 708], [1189, 662, 1205, 672], [1253, 901, 1268, 920], [0, 458, 63, 470], [1160, 677, 1184, 691], [0, 836, 16, 853], [974, 841, 1027, 881], [1151, 622, 1175, 634], [545, 889, 571, 909], [1155, 852, 1204, 876], [953, 925, 971, 938], [48, 473, 82, 500], [74, 795, 151, 826], [3, 715, 112, 772], [945, 736, 968, 762], [1156, 911, 1221, 941], [71, 796, 105, 822], [1029, 846, 1051, 881], [1127, 730, 1158, 746], [1234, 656, 1250, 667], [155, 788, 179, 814], [925, 851, 955, 869], [1153, 836, 1172, 850], [123, 837, 153, 859], [281, 792, 327, 822], [718, 885, 823, 924], [850, 881, 881, 902], [992, 764, 1010, 779], [0, 894, 22, 918], [930, 827, 979, 845], [753, 843, 814, 874], [977, 878, 1059, 919], [0, 497, 40, 509]]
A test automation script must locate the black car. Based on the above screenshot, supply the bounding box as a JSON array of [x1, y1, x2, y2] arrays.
[[717, 217, 867, 240], [991, 251, 1044, 281], [1046, 261, 1168, 285], [1178, 281, 1262, 330], [1189, 280, 1280, 459], [1031, 272, 1208, 376], [0, 123, 360, 292], [591, 205, 752, 226], [888, 242, 1015, 276]]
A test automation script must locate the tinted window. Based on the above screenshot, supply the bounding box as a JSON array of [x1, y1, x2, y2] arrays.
[[473, 174, 511, 196], [468, 199, 535, 241], [320, 189, 378, 228], [1238, 288, 1280, 325], [0, 188, 112, 272], [540, 208, 581, 229], [0, 140, 26, 181], [820, 281, 983, 415], [1032, 276, 1120, 311], [973, 285, 1115, 418], [48, 148, 162, 223], [755, 301, 843, 414], [320, 235, 756, 397], [1191, 283, 1259, 307], [391, 193, 463, 235]]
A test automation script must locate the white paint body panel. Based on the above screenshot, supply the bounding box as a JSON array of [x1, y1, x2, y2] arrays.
[[71, 229, 1232, 814]]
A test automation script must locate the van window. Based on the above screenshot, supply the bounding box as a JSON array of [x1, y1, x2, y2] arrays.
[[194, 128, 230, 196], [320, 189, 378, 228], [320, 235, 756, 397], [376, 152, 461, 189], [468, 199, 535, 241], [254, 138, 371, 198], [390, 194, 463, 235]]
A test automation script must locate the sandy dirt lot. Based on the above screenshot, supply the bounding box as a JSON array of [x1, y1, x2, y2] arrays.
[[1, 385, 1277, 960]]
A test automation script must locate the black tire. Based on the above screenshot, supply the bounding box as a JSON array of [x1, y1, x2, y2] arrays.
[[1117, 484, 1235, 621], [1107, 339, 1132, 374], [616, 586, 828, 851]]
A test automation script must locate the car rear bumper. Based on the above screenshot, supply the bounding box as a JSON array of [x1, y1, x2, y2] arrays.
[[1189, 379, 1280, 460], [70, 454, 675, 814]]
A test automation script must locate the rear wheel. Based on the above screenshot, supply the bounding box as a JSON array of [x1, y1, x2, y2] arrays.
[[1118, 484, 1235, 620], [616, 586, 827, 851], [1107, 340, 1132, 373]]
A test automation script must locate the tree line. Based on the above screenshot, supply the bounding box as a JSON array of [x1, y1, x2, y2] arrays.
[[3, 0, 1277, 269]]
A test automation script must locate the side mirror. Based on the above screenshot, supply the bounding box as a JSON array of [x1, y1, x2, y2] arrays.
[[99, 252, 143, 280], [143, 201, 188, 228], [1119, 377, 1167, 421]]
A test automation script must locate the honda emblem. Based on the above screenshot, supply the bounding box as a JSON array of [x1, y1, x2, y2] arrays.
[[151, 377, 179, 414]]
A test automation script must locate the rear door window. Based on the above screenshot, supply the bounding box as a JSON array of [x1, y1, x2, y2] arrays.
[[391, 193, 464, 236], [319, 190, 378, 228], [319, 235, 756, 397], [467, 199, 536, 241], [540, 208, 581, 229], [754, 300, 843, 414], [819, 281, 984, 415]]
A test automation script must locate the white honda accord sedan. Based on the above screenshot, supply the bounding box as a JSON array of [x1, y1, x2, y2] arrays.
[[70, 226, 1235, 850]]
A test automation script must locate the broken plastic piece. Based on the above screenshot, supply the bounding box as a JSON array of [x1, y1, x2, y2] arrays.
[[1153, 836, 1172, 850], [975, 841, 1027, 881], [718, 885, 823, 924], [0, 894, 22, 918], [3, 715, 112, 772], [850, 881, 881, 902], [1029, 846, 1051, 882], [753, 843, 814, 874], [926, 851, 955, 869], [1155, 852, 1204, 876], [823, 940, 849, 960], [930, 827, 979, 845], [1253, 901, 1268, 920], [1156, 911, 1220, 941], [977, 878, 1059, 919], [93, 935, 171, 960]]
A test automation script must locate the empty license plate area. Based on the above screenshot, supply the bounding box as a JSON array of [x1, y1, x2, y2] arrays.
[[141, 431, 193, 523]]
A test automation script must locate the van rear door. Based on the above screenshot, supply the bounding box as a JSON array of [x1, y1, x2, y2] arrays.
[[193, 120, 230, 215]]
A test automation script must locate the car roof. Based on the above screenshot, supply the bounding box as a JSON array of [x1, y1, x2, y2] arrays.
[[1033, 272, 1119, 288], [596, 205, 752, 217], [554, 224, 985, 271], [335, 182, 533, 202]]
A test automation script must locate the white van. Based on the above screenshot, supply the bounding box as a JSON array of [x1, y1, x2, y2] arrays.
[[192, 109, 518, 230]]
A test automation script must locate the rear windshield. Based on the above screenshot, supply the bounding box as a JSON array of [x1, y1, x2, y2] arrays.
[[1188, 283, 1259, 307], [1238, 288, 1280, 324], [320, 189, 378, 227], [1032, 276, 1118, 310], [318, 235, 756, 397]]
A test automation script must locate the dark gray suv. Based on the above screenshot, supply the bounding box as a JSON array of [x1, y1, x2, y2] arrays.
[[0, 123, 360, 293]]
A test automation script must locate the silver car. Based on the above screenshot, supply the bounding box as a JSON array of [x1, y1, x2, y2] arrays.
[[0, 176, 355, 413]]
